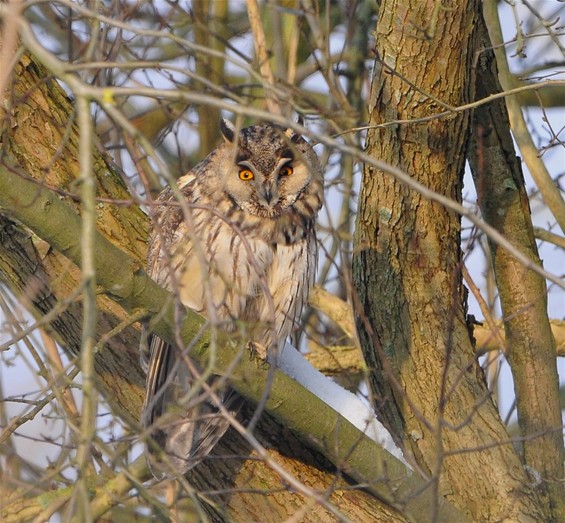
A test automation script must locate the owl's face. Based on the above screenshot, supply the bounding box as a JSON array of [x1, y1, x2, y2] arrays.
[[218, 120, 323, 220]]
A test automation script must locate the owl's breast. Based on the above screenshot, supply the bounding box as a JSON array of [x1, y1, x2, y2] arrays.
[[173, 216, 275, 320]]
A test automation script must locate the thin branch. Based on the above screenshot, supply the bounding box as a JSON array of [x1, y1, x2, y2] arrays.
[[534, 227, 565, 249], [15, 16, 561, 294], [309, 286, 356, 340], [483, 0, 565, 234], [461, 265, 506, 352], [89, 456, 149, 520], [247, 0, 282, 115], [69, 92, 97, 523]]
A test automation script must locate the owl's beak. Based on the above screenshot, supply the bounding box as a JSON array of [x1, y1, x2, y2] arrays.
[[264, 187, 273, 204], [262, 183, 278, 206]]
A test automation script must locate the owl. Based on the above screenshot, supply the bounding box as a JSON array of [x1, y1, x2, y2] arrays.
[[141, 119, 324, 476]]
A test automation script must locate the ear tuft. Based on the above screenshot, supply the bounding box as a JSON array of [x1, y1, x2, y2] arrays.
[[285, 115, 305, 143], [220, 119, 235, 143]]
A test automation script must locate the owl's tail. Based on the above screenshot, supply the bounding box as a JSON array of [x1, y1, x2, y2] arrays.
[[141, 332, 241, 478]]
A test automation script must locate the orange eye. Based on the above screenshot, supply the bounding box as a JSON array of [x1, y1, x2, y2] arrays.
[[239, 169, 254, 181], [280, 165, 294, 176]]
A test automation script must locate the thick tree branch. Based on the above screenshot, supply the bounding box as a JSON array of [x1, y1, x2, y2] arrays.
[[468, 12, 565, 518], [305, 329, 565, 379], [308, 287, 565, 359]]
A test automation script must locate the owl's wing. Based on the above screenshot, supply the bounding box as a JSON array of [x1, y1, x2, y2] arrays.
[[141, 331, 241, 477]]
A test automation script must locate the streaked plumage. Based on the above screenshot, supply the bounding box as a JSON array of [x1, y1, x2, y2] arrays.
[[141, 120, 323, 476]]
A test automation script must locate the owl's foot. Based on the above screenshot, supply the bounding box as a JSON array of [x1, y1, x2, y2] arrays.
[[247, 341, 270, 363]]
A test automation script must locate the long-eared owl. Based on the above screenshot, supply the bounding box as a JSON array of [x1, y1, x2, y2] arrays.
[[141, 119, 323, 476]]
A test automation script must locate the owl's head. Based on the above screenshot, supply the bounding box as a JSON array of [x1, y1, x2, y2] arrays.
[[217, 119, 323, 220]]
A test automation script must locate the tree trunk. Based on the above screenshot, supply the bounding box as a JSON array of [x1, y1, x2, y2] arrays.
[[352, 1, 545, 520], [186, 405, 406, 522], [1, 54, 147, 423]]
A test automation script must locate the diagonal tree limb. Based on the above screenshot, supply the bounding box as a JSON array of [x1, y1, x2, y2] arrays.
[[482, 0, 565, 234], [0, 159, 467, 523]]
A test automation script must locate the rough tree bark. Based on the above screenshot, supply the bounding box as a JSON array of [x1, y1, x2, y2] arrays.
[[0, 54, 147, 423], [352, 1, 546, 521]]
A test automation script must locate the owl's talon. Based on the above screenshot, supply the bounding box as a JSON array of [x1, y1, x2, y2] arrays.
[[248, 341, 269, 362]]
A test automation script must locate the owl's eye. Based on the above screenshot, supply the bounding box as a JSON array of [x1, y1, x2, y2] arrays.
[[280, 165, 294, 176], [239, 169, 254, 181]]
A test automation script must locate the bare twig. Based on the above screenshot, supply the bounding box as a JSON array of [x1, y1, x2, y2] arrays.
[[483, 0, 565, 234], [68, 94, 97, 523], [11, 11, 565, 293]]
